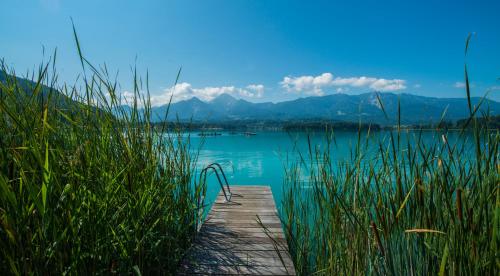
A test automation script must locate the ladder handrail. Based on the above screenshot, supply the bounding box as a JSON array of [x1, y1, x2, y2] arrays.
[[205, 162, 231, 195], [200, 163, 232, 202]]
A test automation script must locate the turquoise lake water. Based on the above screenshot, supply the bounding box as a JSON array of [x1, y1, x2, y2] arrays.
[[187, 130, 465, 211]]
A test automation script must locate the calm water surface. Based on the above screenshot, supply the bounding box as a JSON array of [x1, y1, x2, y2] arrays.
[[186, 130, 465, 211]]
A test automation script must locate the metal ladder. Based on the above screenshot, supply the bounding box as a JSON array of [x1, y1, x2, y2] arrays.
[[200, 162, 232, 202]]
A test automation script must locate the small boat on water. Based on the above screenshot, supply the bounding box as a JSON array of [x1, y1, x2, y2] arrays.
[[243, 132, 257, 136], [198, 132, 222, 137]]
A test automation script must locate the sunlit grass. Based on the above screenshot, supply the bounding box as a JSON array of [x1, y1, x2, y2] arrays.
[[281, 35, 499, 275], [0, 31, 204, 274]]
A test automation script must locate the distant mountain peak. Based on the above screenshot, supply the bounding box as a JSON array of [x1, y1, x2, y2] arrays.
[[210, 93, 237, 103], [184, 96, 204, 103]]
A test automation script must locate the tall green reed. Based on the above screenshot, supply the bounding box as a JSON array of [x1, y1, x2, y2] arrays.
[[0, 32, 204, 274], [281, 36, 499, 275]]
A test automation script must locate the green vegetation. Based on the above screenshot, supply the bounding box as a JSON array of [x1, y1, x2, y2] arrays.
[[0, 42, 204, 273], [281, 37, 499, 275], [152, 119, 382, 132], [282, 121, 380, 131], [456, 115, 500, 130], [151, 117, 500, 133], [408, 115, 500, 130]]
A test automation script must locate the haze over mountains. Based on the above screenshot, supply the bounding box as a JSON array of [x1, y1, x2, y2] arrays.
[[149, 92, 499, 125]]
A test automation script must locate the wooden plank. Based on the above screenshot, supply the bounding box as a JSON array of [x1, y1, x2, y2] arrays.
[[228, 190, 273, 195], [215, 202, 276, 206], [179, 185, 296, 275], [182, 254, 295, 267], [206, 216, 280, 222], [191, 242, 285, 251], [204, 222, 283, 228], [208, 210, 278, 216], [229, 189, 272, 192], [213, 203, 277, 208], [229, 186, 271, 189], [227, 187, 271, 192], [200, 226, 284, 233], [206, 218, 282, 224], [212, 206, 277, 211], [212, 205, 277, 209], [196, 233, 286, 245], [196, 232, 285, 239], [186, 249, 292, 259], [178, 264, 296, 275], [217, 194, 275, 199], [215, 199, 275, 204], [213, 203, 276, 207], [206, 216, 279, 222], [216, 196, 275, 201], [216, 196, 276, 201], [212, 207, 278, 211], [215, 199, 274, 204]]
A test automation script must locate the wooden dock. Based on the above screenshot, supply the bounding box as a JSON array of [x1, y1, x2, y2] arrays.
[[178, 185, 296, 275]]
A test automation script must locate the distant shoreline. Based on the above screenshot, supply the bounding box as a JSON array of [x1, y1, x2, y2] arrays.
[[150, 118, 499, 132]]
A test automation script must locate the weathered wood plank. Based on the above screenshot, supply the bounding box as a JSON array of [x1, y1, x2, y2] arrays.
[[229, 186, 271, 189], [195, 236, 288, 246], [212, 207, 278, 212], [215, 199, 275, 204], [196, 231, 284, 239], [206, 215, 280, 222], [208, 211, 278, 216], [206, 218, 282, 224], [186, 249, 292, 259], [213, 203, 276, 208], [182, 255, 295, 267], [191, 242, 285, 251], [204, 222, 283, 228], [178, 264, 296, 275], [178, 185, 295, 275], [212, 207, 277, 211], [229, 189, 272, 192], [213, 204, 277, 209], [228, 190, 273, 194], [217, 194, 275, 200], [200, 226, 284, 233]]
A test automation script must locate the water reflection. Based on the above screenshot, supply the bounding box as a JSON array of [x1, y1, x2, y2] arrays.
[[198, 151, 265, 180]]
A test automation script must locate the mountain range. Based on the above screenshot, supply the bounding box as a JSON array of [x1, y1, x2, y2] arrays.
[[148, 92, 499, 125], [2, 71, 497, 126]]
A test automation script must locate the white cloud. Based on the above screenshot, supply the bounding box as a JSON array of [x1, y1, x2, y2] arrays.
[[280, 73, 333, 96], [369, 78, 406, 91], [121, 90, 136, 104], [454, 81, 477, 89], [244, 84, 265, 98], [414, 84, 421, 88], [280, 73, 406, 95], [122, 82, 265, 106]]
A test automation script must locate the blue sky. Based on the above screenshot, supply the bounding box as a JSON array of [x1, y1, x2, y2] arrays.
[[1, 0, 499, 104]]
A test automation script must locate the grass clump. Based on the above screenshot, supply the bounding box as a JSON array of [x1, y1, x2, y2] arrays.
[[281, 37, 499, 275], [0, 46, 203, 274]]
